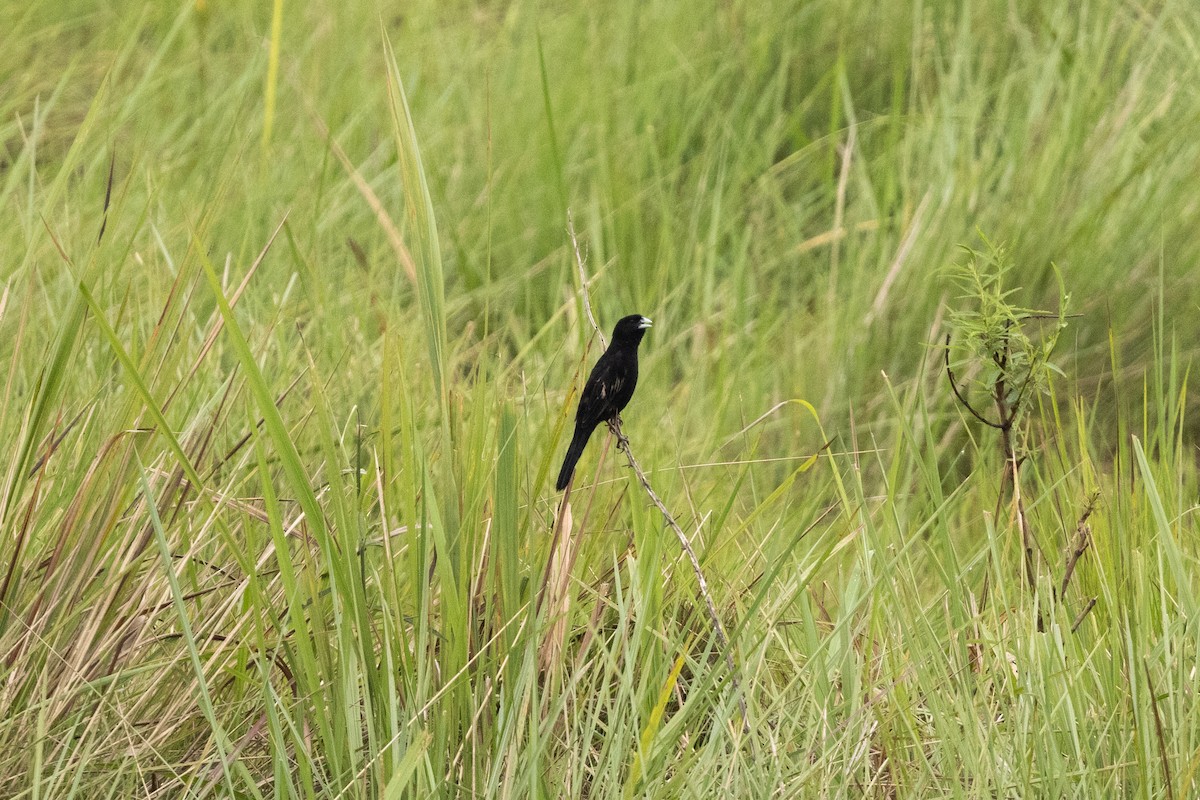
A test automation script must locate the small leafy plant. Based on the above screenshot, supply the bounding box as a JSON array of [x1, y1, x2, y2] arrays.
[[943, 237, 1071, 595]]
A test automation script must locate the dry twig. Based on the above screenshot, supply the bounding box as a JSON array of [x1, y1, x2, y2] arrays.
[[608, 421, 749, 733], [1059, 491, 1099, 598], [566, 210, 750, 734]]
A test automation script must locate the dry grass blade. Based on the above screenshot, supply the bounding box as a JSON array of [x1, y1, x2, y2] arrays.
[[538, 496, 573, 671], [306, 108, 417, 287]]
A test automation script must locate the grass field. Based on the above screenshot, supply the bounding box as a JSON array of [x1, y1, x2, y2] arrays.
[[3, 0, 1200, 796]]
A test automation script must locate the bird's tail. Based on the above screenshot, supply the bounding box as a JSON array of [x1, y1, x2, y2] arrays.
[[556, 425, 594, 491]]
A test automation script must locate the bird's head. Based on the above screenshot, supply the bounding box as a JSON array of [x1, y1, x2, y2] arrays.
[[612, 314, 652, 345]]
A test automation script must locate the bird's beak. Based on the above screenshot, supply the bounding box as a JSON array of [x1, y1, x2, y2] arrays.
[[638, 317, 653, 330]]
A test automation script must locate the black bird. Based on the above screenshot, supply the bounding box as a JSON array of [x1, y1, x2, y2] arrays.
[[556, 314, 653, 491]]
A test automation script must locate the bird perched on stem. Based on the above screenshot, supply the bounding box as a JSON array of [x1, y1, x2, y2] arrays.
[[556, 314, 653, 491]]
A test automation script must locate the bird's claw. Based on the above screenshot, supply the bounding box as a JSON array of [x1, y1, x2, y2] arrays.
[[607, 417, 631, 450]]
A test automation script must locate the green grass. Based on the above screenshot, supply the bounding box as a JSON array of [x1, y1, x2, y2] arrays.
[[2, 0, 1200, 796]]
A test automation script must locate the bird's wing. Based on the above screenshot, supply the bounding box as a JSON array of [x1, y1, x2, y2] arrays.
[[578, 362, 624, 423]]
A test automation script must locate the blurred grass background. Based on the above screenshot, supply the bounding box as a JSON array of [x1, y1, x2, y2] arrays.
[[2, 0, 1200, 796]]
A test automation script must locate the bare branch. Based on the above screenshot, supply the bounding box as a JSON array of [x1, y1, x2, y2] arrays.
[[944, 334, 1004, 429], [1059, 491, 1099, 599], [567, 209, 606, 348], [608, 418, 750, 734], [1017, 312, 1084, 321], [1070, 597, 1097, 633]]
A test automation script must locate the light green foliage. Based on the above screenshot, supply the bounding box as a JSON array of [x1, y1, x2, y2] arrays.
[[1, 1, 1199, 798], [947, 238, 1069, 408]]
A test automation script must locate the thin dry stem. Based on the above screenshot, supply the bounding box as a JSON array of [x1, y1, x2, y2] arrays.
[[944, 334, 1003, 429], [607, 419, 749, 734], [566, 207, 750, 734], [1059, 492, 1098, 598], [304, 102, 417, 286], [1145, 659, 1177, 800], [567, 210, 606, 349], [1071, 597, 1097, 633]]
